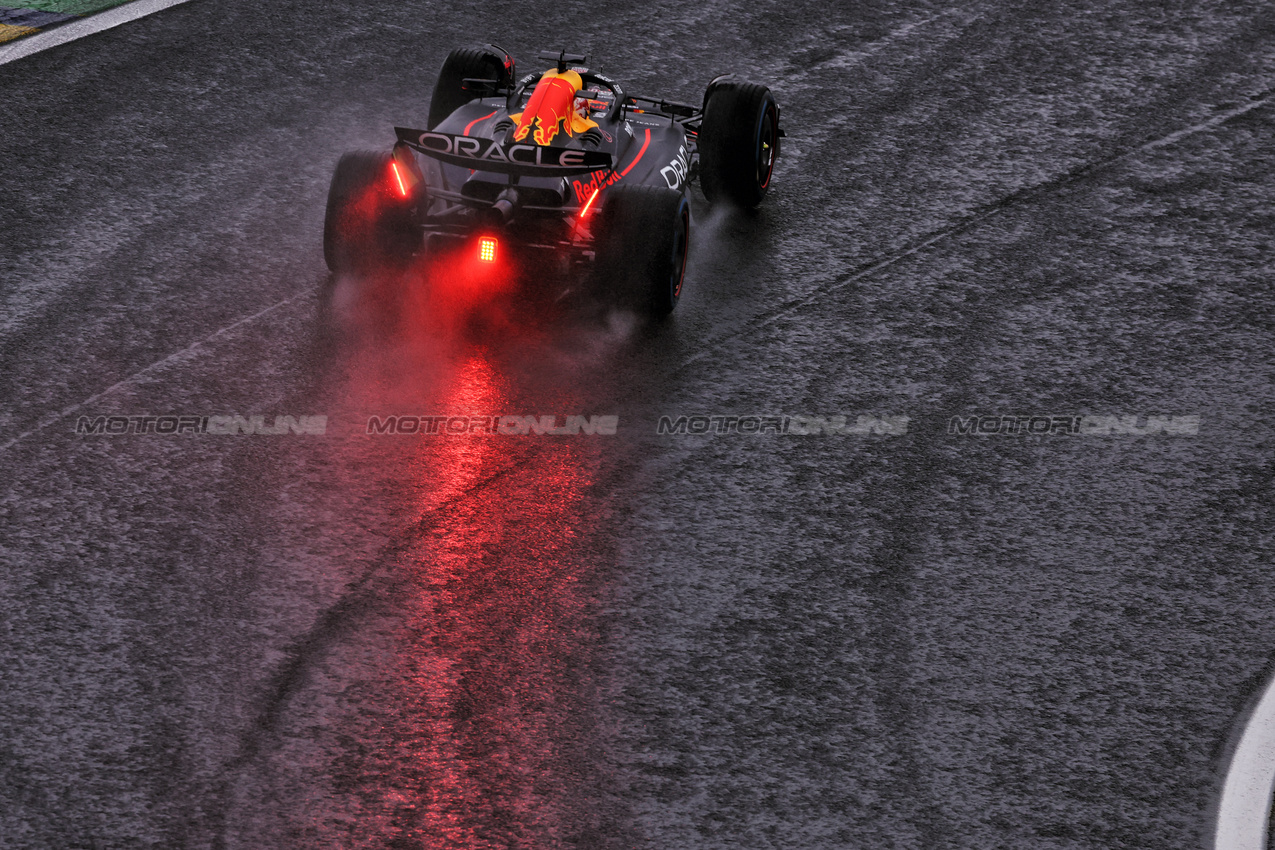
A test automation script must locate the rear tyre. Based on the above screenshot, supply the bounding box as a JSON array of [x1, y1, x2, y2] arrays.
[[428, 45, 514, 130], [699, 76, 780, 208], [323, 151, 419, 275], [594, 186, 690, 318]]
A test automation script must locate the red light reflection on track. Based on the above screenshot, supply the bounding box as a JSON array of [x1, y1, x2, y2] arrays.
[[244, 256, 639, 845], [391, 241, 519, 336], [347, 350, 619, 847]]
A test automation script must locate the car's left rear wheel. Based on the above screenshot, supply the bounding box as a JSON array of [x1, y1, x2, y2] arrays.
[[323, 151, 420, 275]]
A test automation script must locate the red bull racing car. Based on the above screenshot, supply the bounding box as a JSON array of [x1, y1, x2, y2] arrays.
[[323, 46, 782, 316]]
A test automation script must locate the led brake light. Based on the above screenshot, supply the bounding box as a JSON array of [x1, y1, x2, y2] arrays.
[[478, 237, 497, 263], [578, 187, 600, 220], [389, 161, 409, 198]]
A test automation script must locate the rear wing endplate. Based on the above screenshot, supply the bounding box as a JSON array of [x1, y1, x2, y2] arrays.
[[395, 128, 613, 177]]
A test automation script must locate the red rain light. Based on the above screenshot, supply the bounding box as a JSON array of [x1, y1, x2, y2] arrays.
[[578, 187, 600, 220], [478, 237, 497, 263], [389, 161, 409, 198]]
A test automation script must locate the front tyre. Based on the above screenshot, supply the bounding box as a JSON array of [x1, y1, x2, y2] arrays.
[[594, 186, 690, 318], [323, 151, 420, 275], [699, 77, 780, 208]]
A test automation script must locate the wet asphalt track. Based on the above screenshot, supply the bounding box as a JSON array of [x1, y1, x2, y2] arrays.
[[2, 1, 1275, 847]]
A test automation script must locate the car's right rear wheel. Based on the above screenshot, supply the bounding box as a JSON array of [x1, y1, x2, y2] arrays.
[[593, 185, 690, 318]]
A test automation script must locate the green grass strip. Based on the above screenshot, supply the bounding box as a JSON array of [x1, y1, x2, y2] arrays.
[[18, 0, 132, 14]]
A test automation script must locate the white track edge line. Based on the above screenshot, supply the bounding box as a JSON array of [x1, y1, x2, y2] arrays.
[[1216, 670, 1275, 850], [0, 290, 308, 454], [0, 0, 194, 66]]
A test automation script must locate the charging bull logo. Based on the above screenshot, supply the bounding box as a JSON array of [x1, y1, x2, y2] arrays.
[[510, 68, 597, 147]]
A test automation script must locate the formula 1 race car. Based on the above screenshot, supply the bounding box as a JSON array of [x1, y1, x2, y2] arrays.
[[323, 45, 781, 316]]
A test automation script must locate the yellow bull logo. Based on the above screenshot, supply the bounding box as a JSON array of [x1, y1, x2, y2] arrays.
[[510, 69, 597, 147]]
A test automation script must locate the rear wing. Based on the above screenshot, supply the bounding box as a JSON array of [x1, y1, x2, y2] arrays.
[[395, 128, 613, 177]]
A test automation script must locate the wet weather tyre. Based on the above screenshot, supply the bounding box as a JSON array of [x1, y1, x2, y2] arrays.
[[595, 186, 690, 318], [699, 78, 780, 208], [323, 151, 418, 274], [428, 45, 512, 129]]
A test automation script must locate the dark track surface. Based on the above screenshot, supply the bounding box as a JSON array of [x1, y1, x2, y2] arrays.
[[2, 1, 1275, 847]]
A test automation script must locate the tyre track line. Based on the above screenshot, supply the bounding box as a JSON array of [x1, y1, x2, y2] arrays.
[[206, 450, 541, 848], [677, 87, 1274, 371]]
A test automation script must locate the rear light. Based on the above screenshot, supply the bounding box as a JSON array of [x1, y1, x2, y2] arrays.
[[578, 187, 600, 220], [478, 237, 497, 263], [390, 143, 422, 198], [389, 161, 409, 198]]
